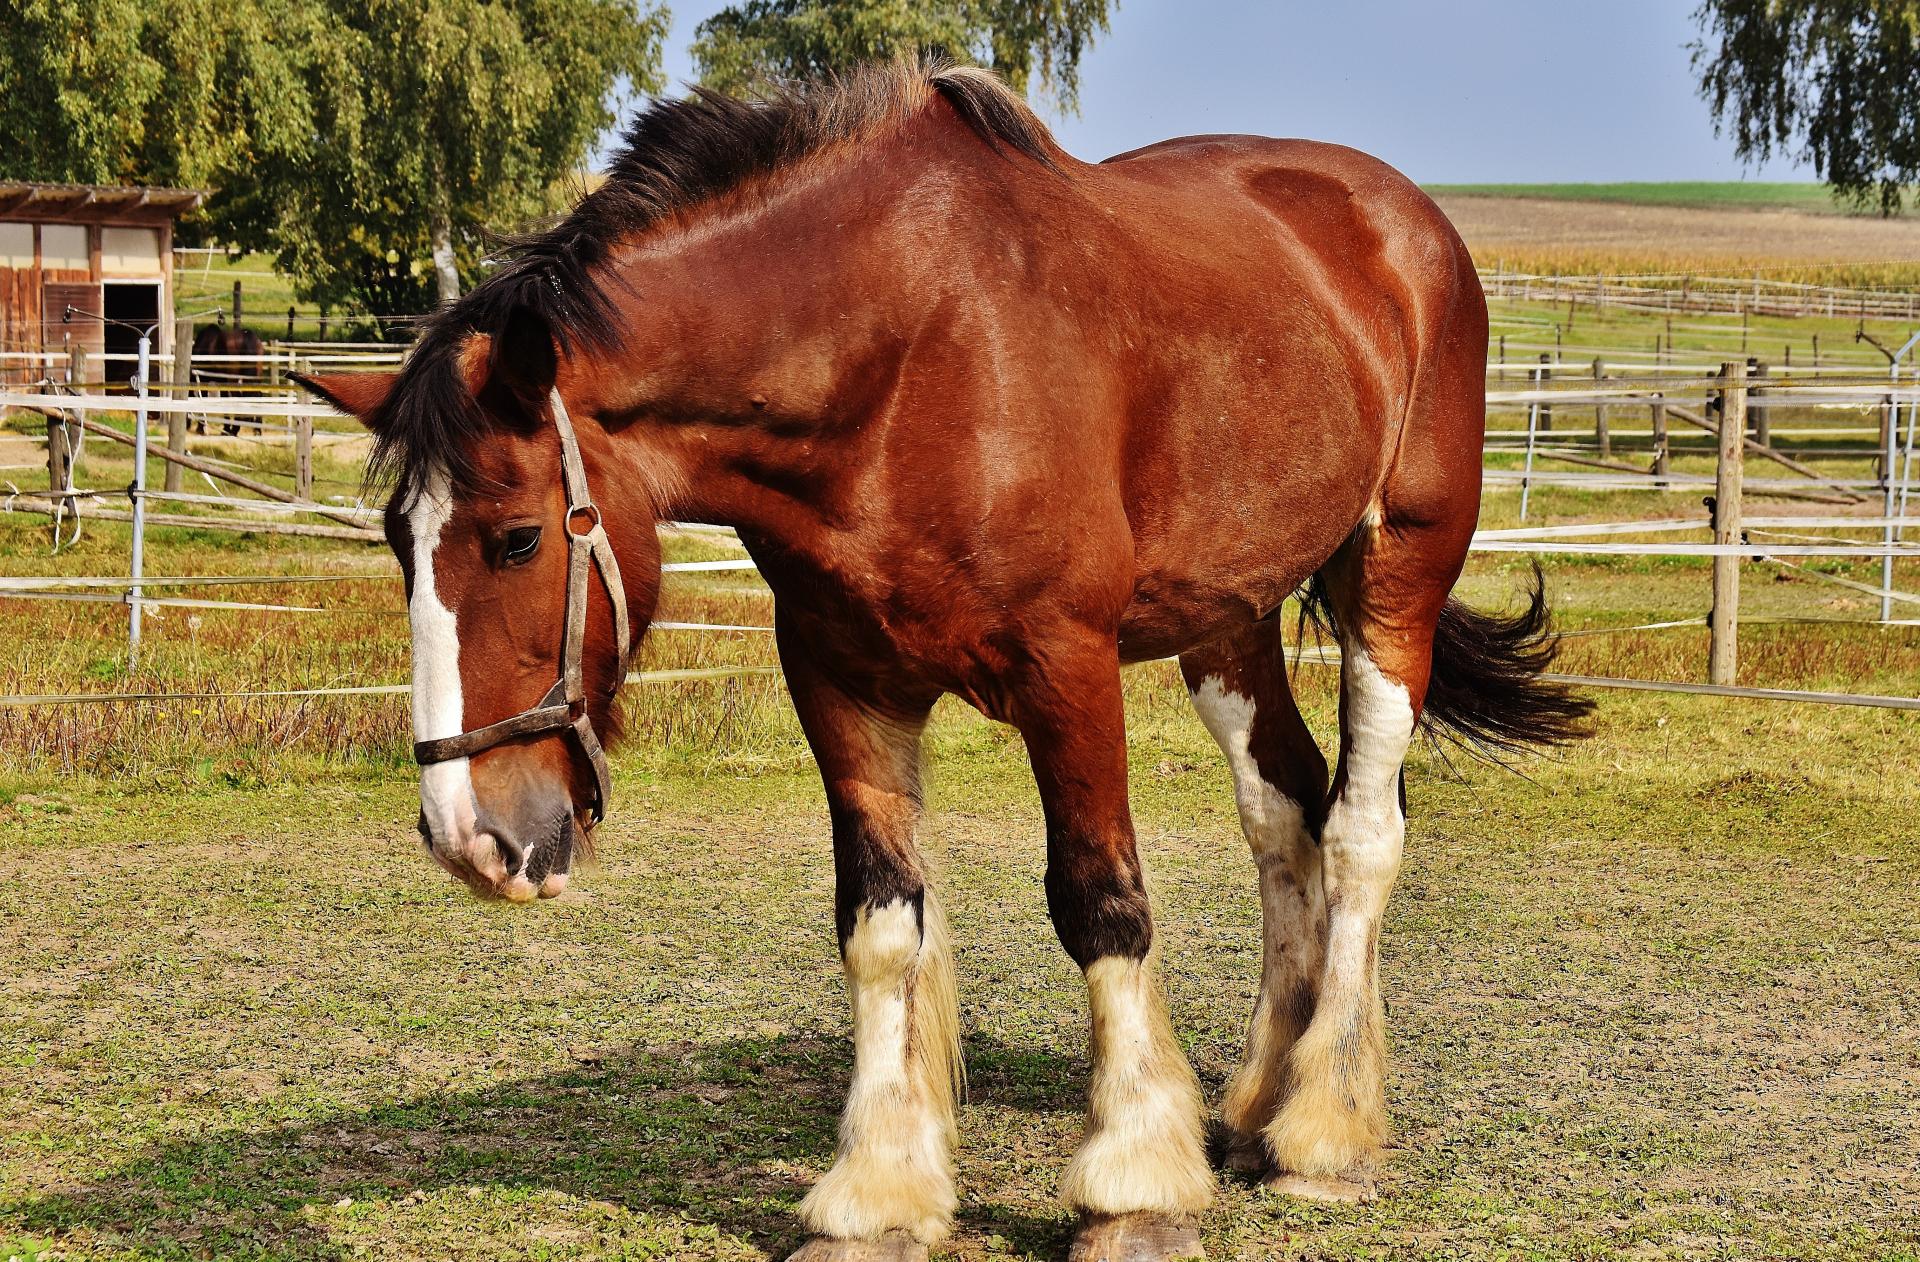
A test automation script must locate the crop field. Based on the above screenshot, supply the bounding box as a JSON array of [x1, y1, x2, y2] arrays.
[[1424, 182, 1878, 215], [2, 276, 1918, 1262], [1431, 188, 1920, 288]]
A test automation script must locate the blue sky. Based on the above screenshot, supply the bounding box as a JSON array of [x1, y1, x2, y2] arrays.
[[644, 0, 1807, 183]]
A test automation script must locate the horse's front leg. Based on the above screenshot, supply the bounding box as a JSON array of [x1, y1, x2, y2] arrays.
[[781, 642, 959, 1262], [1014, 638, 1212, 1261]]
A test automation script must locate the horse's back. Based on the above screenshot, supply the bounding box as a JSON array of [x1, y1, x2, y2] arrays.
[[1070, 137, 1485, 657], [1092, 133, 1477, 365]]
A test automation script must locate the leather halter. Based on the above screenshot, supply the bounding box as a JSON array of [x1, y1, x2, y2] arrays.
[[411, 388, 632, 823]]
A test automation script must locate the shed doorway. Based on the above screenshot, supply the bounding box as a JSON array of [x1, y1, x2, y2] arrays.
[[102, 280, 161, 390]]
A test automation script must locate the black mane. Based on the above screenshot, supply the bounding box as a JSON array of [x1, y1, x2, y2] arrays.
[[370, 60, 1061, 495]]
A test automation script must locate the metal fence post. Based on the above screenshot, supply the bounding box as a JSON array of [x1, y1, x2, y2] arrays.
[[296, 415, 313, 502], [1709, 361, 1747, 686], [130, 330, 151, 668], [1651, 394, 1668, 488], [1520, 362, 1543, 521], [1883, 333, 1920, 623]]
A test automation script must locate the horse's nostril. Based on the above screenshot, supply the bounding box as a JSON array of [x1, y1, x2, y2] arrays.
[[493, 833, 528, 878]]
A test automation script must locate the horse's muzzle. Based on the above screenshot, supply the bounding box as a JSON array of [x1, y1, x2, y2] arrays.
[[420, 808, 577, 903]]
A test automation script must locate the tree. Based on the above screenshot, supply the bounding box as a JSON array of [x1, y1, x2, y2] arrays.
[[0, 0, 667, 315], [692, 0, 1112, 109], [0, 0, 313, 190], [1692, 0, 1920, 213]]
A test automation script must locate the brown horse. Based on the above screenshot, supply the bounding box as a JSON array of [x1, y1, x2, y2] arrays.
[[190, 320, 265, 435], [299, 62, 1589, 1262]]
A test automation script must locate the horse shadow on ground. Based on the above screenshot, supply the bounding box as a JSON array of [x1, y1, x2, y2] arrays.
[[7, 1032, 1094, 1261]]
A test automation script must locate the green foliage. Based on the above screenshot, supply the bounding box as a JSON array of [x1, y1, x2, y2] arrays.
[[0, 0, 668, 317], [691, 0, 1110, 108], [254, 0, 668, 314], [0, 0, 313, 189], [1692, 0, 1920, 213]]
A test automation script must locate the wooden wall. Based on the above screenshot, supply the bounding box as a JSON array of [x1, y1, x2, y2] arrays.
[[0, 217, 171, 384]]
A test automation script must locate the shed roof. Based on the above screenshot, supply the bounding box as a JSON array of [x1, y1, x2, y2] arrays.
[[0, 182, 208, 221]]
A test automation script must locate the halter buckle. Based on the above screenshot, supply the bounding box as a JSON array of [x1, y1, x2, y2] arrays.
[[566, 503, 602, 536]]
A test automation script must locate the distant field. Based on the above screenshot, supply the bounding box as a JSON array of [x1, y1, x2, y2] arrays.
[[1421, 182, 1886, 216], [1430, 193, 1920, 284]]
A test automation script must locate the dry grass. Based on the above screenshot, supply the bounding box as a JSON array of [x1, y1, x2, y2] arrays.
[[1, 676, 1915, 1262]]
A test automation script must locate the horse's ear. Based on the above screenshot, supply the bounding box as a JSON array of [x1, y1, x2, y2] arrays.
[[485, 306, 558, 411], [292, 371, 398, 429]]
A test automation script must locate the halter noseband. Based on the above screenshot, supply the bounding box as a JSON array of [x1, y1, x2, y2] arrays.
[[411, 388, 632, 823]]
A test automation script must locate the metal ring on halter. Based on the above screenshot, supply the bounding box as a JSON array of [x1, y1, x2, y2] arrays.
[[411, 388, 632, 825]]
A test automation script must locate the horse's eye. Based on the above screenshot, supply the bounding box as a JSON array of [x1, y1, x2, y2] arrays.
[[502, 526, 542, 565]]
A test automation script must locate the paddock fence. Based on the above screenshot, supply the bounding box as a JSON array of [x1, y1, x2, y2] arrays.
[[3, 356, 1918, 714], [1481, 268, 1920, 323]]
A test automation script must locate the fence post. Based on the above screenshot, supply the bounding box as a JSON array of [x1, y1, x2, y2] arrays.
[[66, 345, 87, 474], [1591, 356, 1609, 458], [1520, 361, 1543, 520], [1651, 394, 1669, 488], [296, 415, 313, 502], [286, 306, 296, 339], [1709, 361, 1747, 686], [1884, 393, 1899, 624], [167, 317, 192, 492], [46, 414, 69, 499], [129, 330, 151, 669], [1537, 353, 1553, 432], [1748, 358, 1769, 445]]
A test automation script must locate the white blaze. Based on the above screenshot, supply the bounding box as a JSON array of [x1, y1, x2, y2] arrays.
[[408, 469, 477, 847]]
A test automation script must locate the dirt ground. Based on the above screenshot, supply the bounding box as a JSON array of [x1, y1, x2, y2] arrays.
[[1433, 194, 1920, 264], [2, 681, 1916, 1262]]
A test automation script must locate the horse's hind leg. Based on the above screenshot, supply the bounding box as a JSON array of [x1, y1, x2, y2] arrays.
[[780, 636, 960, 1261], [1178, 621, 1329, 1176], [1261, 515, 1461, 1198]]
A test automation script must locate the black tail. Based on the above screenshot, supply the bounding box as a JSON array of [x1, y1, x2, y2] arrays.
[[1297, 564, 1594, 762]]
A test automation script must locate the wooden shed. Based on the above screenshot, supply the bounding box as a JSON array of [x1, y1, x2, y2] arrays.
[[0, 182, 208, 387]]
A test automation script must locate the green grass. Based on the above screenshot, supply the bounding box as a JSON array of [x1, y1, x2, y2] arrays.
[[1422, 182, 1890, 216]]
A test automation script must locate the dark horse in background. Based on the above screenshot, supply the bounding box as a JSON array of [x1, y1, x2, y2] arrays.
[[189, 320, 264, 435], [301, 62, 1590, 1262]]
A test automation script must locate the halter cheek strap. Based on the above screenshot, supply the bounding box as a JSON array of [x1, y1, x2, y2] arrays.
[[410, 388, 632, 823]]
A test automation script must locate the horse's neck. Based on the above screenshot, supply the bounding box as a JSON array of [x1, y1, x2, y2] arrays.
[[592, 123, 1010, 543]]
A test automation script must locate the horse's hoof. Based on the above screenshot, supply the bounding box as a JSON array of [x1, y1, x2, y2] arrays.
[[785, 1231, 927, 1262], [1067, 1212, 1205, 1262], [1264, 1170, 1376, 1203]]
